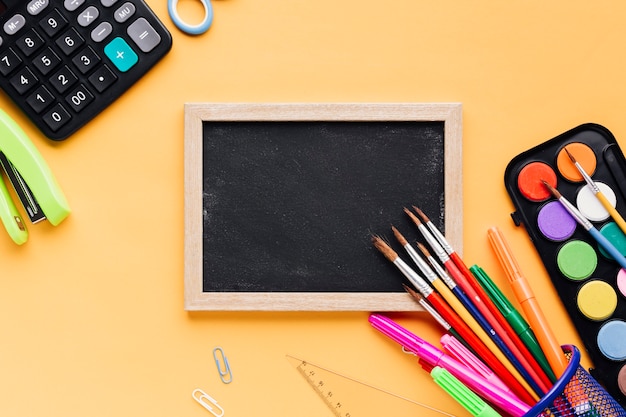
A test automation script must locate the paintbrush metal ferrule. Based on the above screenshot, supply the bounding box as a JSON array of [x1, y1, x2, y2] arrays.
[[426, 253, 458, 289], [559, 194, 593, 230], [429, 223, 454, 254], [402, 243, 440, 283], [422, 226, 451, 262], [579, 167, 600, 193], [393, 257, 434, 296], [543, 180, 593, 229], [419, 296, 453, 331]]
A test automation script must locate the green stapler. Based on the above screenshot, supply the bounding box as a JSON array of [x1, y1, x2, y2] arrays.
[[0, 110, 70, 245]]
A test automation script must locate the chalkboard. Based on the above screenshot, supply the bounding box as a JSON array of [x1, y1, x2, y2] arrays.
[[184, 103, 463, 311]]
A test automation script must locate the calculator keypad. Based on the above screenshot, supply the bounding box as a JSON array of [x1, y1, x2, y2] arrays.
[[0, 0, 172, 140]]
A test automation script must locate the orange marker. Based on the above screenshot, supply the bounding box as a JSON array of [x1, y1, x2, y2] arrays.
[[487, 226, 569, 377]]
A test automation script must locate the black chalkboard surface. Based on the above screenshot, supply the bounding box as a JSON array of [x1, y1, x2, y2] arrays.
[[184, 103, 463, 311]]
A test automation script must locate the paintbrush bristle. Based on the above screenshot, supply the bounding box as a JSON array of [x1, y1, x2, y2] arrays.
[[402, 283, 422, 301], [542, 180, 561, 199], [404, 207, 422, 226], [413, 206, 430, 223], [416, 242, 431, 257], [391, 226, 408, 246], [371, 235, 398, 262], [563, 146, 577, 164]]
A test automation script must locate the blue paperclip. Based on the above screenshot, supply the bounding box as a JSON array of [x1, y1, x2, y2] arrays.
[[167, 0, 213, 36], [192, 389, 225, 417], [213, 347, 232, 384]]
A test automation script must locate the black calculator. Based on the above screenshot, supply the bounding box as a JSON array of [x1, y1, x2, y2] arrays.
[[0, 0, 172, 141]]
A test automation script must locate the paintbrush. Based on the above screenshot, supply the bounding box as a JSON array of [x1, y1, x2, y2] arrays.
[[542, 180, 626, 271], [564, 147, 626, 236]]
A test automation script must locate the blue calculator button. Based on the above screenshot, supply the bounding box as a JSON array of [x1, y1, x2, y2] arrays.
[[104, 37, 137, 72]]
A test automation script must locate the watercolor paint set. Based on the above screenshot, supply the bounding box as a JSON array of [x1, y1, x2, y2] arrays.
[[504, 123, 626, 407]]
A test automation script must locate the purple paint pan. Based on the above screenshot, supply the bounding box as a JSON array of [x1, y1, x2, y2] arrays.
[[537, 200, 577, 241]]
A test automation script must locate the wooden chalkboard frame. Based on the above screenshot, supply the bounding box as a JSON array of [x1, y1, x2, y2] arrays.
[[184, 103, 463, 311]]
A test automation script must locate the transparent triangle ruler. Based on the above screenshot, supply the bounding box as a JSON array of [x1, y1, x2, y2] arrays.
[[286, 354, 457, 417]]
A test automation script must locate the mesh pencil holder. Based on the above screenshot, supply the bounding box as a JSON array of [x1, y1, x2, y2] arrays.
[[524, 345, 625, 417]]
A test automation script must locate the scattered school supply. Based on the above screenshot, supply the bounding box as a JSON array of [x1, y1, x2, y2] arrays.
[[430, 366, 502, 417], [487, 227, 569, 378], [0, 0, 172, 140], [392, 225, 546, 395], [371, 235, 536, 405], [503, 124, 626, 405], [192, 388, 225, 417], [470, 265, 555, 383], [286, 354, 458, 417], [168, 0, 213, 35], [212, 346, 232, 384], [369, 313, 532, 417], [406, 209, 552, 396], [0, 109, 70, 244]]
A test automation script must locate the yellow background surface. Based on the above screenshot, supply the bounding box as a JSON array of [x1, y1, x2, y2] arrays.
[[0, 0, 623, 415]]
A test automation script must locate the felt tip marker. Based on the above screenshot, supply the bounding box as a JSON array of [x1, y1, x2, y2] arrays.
[[488, 226, 569, 377], [430, 366, 503, 417], [369, 313, 531, 417], [470, 264, 556, 383], [440, 333, 512, 394]]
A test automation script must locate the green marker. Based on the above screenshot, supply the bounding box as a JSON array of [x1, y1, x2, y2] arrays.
[[470, 265, 556, 383], [430, 366, 502, 417]]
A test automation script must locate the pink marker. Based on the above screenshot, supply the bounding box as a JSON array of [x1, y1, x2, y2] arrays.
[[440, 334, 513, 395], [369, 313, 531, 417]]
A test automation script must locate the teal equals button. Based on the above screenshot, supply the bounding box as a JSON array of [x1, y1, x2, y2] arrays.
[[104, 37, 138, 72]]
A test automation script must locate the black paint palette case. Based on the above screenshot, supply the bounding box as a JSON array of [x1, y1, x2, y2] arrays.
[[504, 123, 626, 406]]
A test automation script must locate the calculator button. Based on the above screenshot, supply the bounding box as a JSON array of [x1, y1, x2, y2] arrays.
[[26, 85, 55, 113], [10, 67, 38, 94], [115, 3, 136, 23], [128, 18, 161, 53], [50, 65, 78, 93], [3, 14, 26, 36], [101, 0, 119, 7], [88, 64, 117, 92], [65, 84, 94, 113], [104, 37, 137, 72], [27, 0, 51, 16], [77, 6, 99, 27], [0, 48, 22, 76], [91, 22, 112, 43], [32, 47, 61, 75], [72, 46, 101, 74], [56, 27, 85, 56], [43, 103, 72, 132], [64, 0, 86, 12], [16, 29, 45, 57], [39, 9, 69, 38]]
